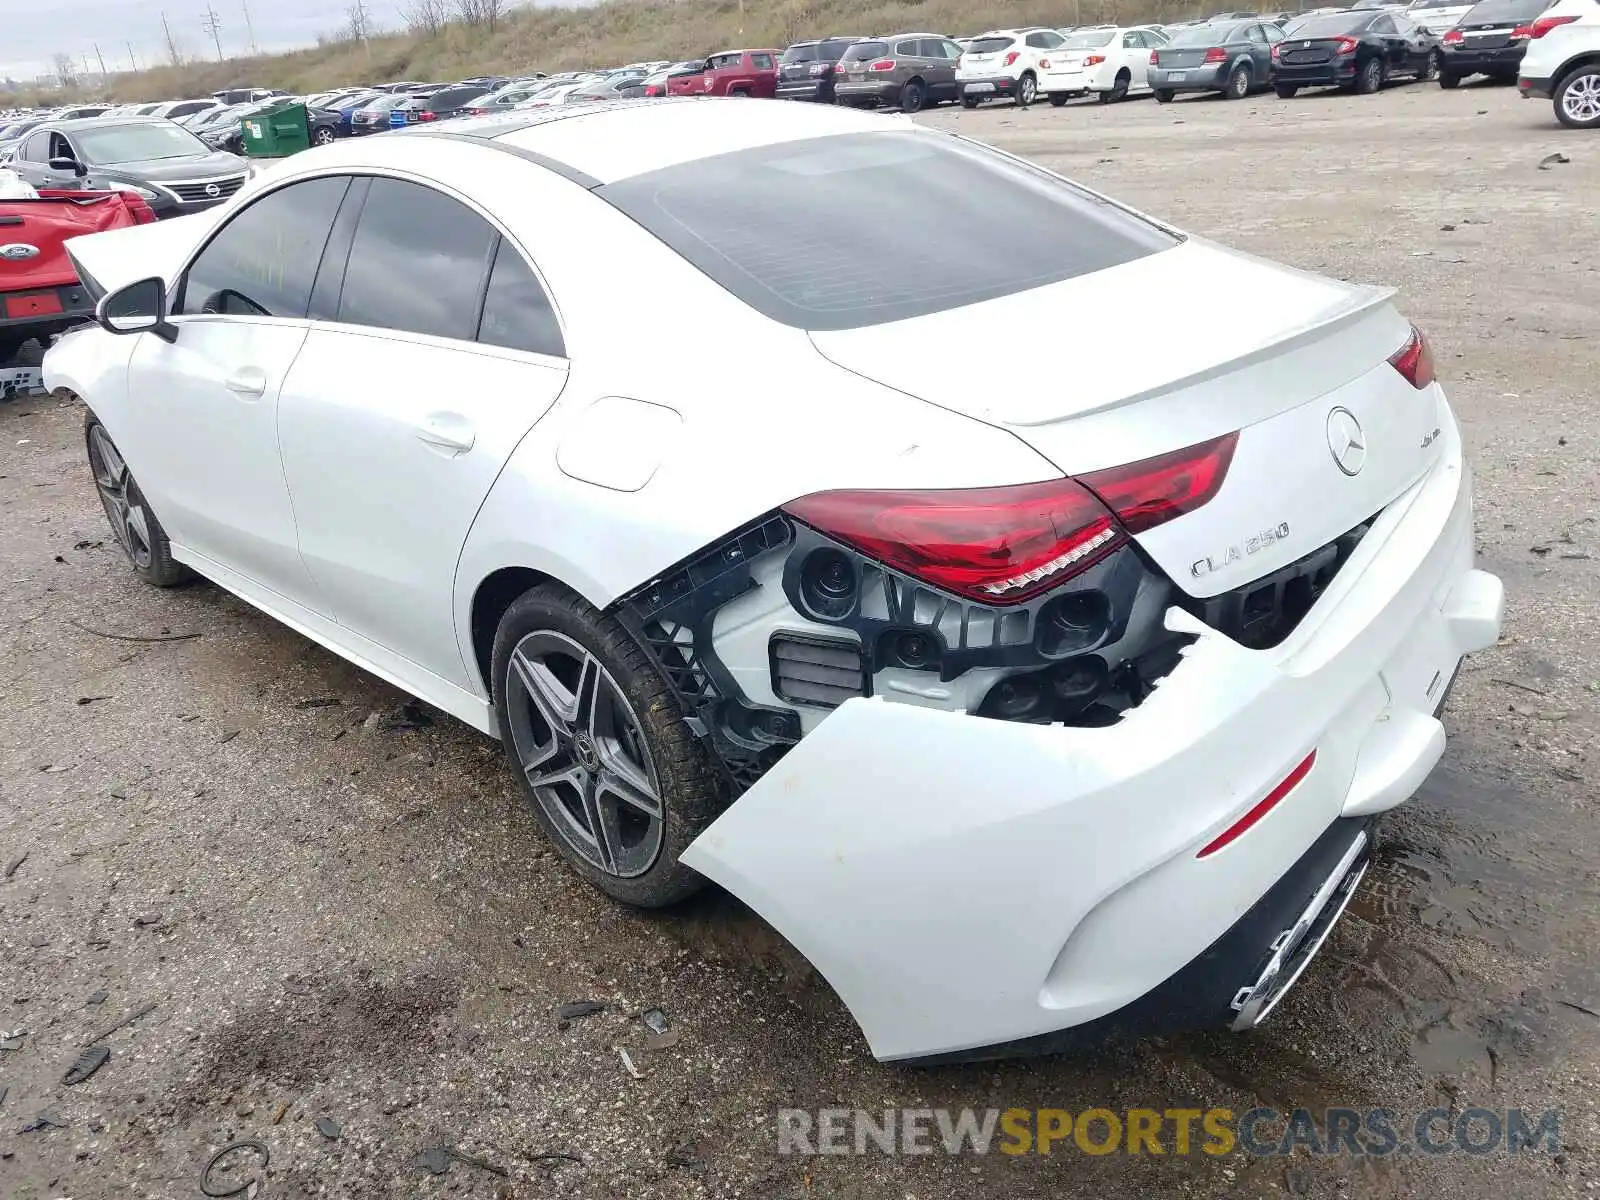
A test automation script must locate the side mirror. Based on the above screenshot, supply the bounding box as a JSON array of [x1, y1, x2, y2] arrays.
[[96, 276, 178, 343], [48, 156, 89, 178]]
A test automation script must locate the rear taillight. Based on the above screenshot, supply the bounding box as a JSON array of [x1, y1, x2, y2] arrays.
[[1271, 43, 1282, 58], [1333, 36, 1359, 55], [1442, 28, 1464, 43], [1203, 47, 1227, 63], [1078, 433, 1238, 536], [467, 107, 487, 115], [1510, 22, 1534, 38], [1084, 54, 1106, 66], [870, 58, 896, 71], [1531, 13, 1578, 36], [1388, 325, 1435, 390], [1151, 50, 1161, 65], [783, 433, 1237, 605], [1003, 50, 1021, 67]]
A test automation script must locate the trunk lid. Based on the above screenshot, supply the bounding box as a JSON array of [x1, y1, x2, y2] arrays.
[[0, 193, 143, 296], [1280, 40, 1342, 65], [1154, 46, 1217, 68], [808, 239, 1444, 599]]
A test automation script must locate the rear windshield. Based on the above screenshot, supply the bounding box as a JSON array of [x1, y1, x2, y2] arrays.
[[598, 131, 1177, 332], [783, 39, 858, 61], [840, 41, 889, 60], [1408, 0, 1466, 8], [1062, 29, 1118, 47], [1167, 22, 1244, 43], [1289, 12, 1371, 34], [967, 35, 1017, 52], [1460, 0, 1550, 20]]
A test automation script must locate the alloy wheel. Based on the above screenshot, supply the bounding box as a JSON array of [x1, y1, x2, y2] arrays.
[[1018, 75, 1036, 105], [504, 630, 664, 878], [87, 425, 153, 570], [1561, 72, 1600, 124]]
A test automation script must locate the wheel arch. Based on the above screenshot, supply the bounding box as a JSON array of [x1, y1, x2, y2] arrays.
[[1557, 51, 1600, 81]]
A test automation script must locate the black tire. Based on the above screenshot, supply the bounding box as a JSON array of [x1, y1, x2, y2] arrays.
[[1553, 64, 1600, 128], [0, 335, 25, 365], [491, 583, 721, 908], [1049, 92, 1069, 106], [900, 78, 926, 113], [1016, 72, 1037, 107], [1355, 56, 1385, 94], [1155, 87, 1175, 103], [1275, 82, 1299, 98], [1101, 70, 1131, 103], [1224, 62, 1252, 99], [728, 87, 751, 97], [961, 95, 981, 108], [1439, 69, 1461, 88], [83, 411, 190, 588], [1418, 52, 1439, 82]]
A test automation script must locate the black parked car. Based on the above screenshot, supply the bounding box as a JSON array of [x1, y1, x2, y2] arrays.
[[1271, 10, 1441, 95], [389, 85, 489, 125], [1438, 0, 1554, 86], [775, 37, 863, 102]]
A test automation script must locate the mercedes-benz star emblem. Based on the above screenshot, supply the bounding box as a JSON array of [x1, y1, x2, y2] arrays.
[[1326, 407, 1367, 476], [204, 183, 221, 197], [0, 243, 39, 260]]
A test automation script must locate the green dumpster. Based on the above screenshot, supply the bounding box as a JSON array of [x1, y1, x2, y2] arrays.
[[239, 102, 311, 158]]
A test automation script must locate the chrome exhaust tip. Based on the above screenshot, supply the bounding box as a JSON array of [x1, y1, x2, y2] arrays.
[[1228, 829, 1370, 1032]]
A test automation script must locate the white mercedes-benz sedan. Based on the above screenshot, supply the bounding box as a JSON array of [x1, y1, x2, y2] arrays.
[[46, 97, 1503, 1064]]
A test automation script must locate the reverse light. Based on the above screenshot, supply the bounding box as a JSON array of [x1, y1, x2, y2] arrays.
[[1442, 28, 1464, 44], [1332, 36, 1358, 55], [1003, 50, 1021, 67], [1197, 751, 1317, 858], [871, 58, 896, 71], [1388, 325, 1435, 389], [1530, 13, 1578, 36], [1084, 54, 1106, 66], [783, 433, 1239, 605], [1203, 47, 1228, 63]]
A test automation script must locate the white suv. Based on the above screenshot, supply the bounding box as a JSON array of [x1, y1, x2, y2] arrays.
[[1516, 0, 1600, 126], [956, 27, 1075, 106]]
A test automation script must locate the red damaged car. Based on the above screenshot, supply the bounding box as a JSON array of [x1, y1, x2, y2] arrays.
[[0, 187, 154, 362]]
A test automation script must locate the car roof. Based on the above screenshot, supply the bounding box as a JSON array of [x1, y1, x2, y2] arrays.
[[322, 96, 911, 187]]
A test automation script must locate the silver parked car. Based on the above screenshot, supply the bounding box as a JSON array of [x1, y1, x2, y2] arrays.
[[1148, 19, 1286, 99]]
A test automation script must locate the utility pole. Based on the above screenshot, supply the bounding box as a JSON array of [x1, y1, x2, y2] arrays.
[[202, 5, 225, 61], [126, 41, 139, 71], [240, 0, 259, 55], [161, 11, 183, 67], [94, 43, 110, 79]]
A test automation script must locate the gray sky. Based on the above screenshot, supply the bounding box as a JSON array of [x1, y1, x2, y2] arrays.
[[2, 0, 579, 83]]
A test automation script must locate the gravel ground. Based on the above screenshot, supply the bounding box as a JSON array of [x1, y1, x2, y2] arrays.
[[2, 79, 1598, 1200]]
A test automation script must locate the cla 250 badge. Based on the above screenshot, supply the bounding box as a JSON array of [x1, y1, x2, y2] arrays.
[[1192, 522, 1292, 579]]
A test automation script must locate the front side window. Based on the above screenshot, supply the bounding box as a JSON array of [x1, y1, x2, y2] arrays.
[[337, 178, 496, 340], [179, 176, 350, 318], [598, 131, 1176, 332]]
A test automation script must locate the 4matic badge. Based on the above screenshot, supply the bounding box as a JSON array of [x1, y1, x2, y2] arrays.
[[1191, 523, 1292, 580]]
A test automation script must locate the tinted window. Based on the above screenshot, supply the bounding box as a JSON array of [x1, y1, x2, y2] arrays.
[[1460, 0, 1549, 20], [1371, 14, 1398, 31], [1125, 31, 1149, 47], [338, 178, 496, 340], [969, 36, 1017, 52], [477, 240, 564, 357], [782, 42, 824, 62], [179, 177, 350, 318], [841, 41, 889, 60], [1246, 23, 1268, 40], [598, 131, 1176, 332], [942, 39, 966, 57], [896, 39, 922, 55]]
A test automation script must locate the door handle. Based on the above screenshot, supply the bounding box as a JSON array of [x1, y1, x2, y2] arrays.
[[414, 411, 476, 454], [224, 367, 268, 397]]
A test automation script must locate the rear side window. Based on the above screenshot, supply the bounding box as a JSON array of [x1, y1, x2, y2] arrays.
[[338, 178, 496, 340], [752, 53, 775, 69], [598, 131, 1176, 332], [179, 176, 350, 317], [477, 239, 564, 358]]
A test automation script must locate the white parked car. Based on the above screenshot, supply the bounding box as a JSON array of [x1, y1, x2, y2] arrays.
[[1044, 24, 1173, 103], [1403, 0, 1478, 33], [1516, 0, 1600, 126], [956, 27, 1075, 106], [47, 99, 1503, 1064]]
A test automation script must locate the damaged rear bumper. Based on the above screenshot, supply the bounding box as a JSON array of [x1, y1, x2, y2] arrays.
[[681, 409, 1502, 1062]]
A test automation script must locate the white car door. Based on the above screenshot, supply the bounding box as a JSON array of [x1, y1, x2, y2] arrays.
[[1124, 30, 1154, 88], [276, 175, 570, 694], [121, 174, 352, 614]]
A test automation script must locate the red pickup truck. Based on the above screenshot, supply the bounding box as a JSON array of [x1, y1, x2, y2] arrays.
[[0, 188, 154, 363], [666, 49, 782, 98]]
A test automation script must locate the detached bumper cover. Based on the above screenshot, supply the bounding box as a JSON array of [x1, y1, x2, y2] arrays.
[[682, 406, 1501, 1062]]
